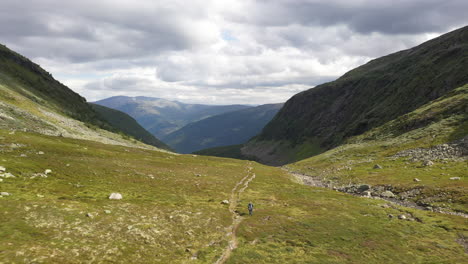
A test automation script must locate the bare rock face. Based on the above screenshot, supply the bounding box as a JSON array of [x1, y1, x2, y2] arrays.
[[109, 193, 123, 200]]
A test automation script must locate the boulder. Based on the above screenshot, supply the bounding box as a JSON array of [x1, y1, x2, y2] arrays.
[[221, 200, 230, 205], [362, 191, 372, 197], [357, 184, 370, 193], [44, 169, 52, 175], [104, 210, 111, 214], [422, 160, 434, 167], [373, 164, 383, 169], [449, 177, 461, 180], [109, 193, 123, 200], [0, 192, 11, 196], [381, 191, 395, 198], [37, 151, 45, 155], [398, 214, 406, 220], [413, 178, 421, 182], [0, 166, 5, 172]]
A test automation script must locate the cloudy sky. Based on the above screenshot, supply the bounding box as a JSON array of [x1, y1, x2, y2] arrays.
[[1, 0, 467, 105]]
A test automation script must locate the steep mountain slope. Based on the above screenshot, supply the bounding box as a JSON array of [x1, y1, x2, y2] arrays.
[[94, 96, 251, 138], [287, 84, 467, 214], [163, 103, 283, 153], [0, 44, 111, 130], [90, 103, 172, 150], [0, 44, 167, 151], [243, 26, 468, 165]]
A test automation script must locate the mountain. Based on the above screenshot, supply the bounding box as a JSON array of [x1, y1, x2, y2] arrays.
[[90, 103, 172, 150], [1, 38, 467, 263], [0, 44, 112, 131], [163, 103, 283, 153], [0, 43, 167, 151], [94, 96, 251, 138], [241, 26, 468, 165]]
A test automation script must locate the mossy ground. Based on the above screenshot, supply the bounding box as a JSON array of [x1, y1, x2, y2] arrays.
[[1, 130, 466, 263]]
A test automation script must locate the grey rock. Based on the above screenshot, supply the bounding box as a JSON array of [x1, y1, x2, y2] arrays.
[[398, 214, 406, 220], [362, 191, 372, 197], [422, 160, 434, 167], [86, 213, 94, 218], [388, 214, 394, 218], [0, 192, 11, 196], [449, 177, 461, 180], [37, 151, 45, 155], [357, 184, 371, 193], [381, 191, 395, 198], [413, 178, 421, 182], [0, 166, 5, 172], [104, 210, 111, 214], [109, 193, 123, 200], [373, 164, 383, 169], [221, 200, 229, 205]]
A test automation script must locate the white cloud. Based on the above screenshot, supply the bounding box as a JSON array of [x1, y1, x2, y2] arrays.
[[0, 0, 466, 105]]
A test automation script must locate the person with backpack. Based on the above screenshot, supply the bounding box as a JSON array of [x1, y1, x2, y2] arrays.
[[248, 202, 254, 216]]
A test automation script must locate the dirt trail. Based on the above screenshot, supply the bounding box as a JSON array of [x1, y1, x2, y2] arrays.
[[215, 163, 256, 264]]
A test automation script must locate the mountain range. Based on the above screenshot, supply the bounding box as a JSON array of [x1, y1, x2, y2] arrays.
[[162, 103, 283, 153], [94, 96, 251, 138]]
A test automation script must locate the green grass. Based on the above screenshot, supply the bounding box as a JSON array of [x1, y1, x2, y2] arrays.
[[1, 129, 466, 263], [287, 85, 468, 213]]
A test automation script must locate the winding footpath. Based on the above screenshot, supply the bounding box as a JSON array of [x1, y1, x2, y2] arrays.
[[215, 163, 256, 264]]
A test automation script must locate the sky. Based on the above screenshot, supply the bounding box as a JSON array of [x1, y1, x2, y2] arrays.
[[1, 0, 467, 105]]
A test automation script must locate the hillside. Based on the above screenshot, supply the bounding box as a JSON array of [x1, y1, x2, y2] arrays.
[[0, 44, 112, 131], [242, 26, 468, 165], [1, 129, 466, 263], [0, 44, 168, 152], [90, 103, 172, 150], [163, 103, 283, 153], [94, 96, 251, 138]]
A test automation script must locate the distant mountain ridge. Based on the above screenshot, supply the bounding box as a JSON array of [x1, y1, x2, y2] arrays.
[[163, 103, 283, 153], [94, 96, 251, 138], [239, 25, 468, 165]]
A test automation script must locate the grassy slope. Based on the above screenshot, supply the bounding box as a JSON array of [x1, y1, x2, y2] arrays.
[[243, 26, 468, 165], [0, 44, 111, 130], [0, 130, 466, 263], [287, 85, 468, 212], [163, 103, 283, 153], [90, 103, 172, 151]]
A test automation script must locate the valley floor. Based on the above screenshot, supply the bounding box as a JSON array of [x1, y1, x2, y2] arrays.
[[0, 130, 467, 263]]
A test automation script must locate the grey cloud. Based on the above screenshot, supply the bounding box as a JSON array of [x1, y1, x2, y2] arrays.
[[239, 0, 468, 35]]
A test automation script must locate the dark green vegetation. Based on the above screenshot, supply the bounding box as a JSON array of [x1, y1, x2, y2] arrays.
[[90, 103, 171, 150], [164, 103, 283, 153], [243, 26, 468, 165], [94, 96, 251, 138], [1, 130, 466, 263], [0, 44, 112, 131]]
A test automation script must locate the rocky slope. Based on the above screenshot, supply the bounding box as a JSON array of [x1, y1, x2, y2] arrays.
[[242, 26, 468, 165], [163, 103, 283, 153], [94, 96, 251, 138]]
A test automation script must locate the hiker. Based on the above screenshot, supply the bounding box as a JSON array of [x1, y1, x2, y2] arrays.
[[248, 202, 254, 216]]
